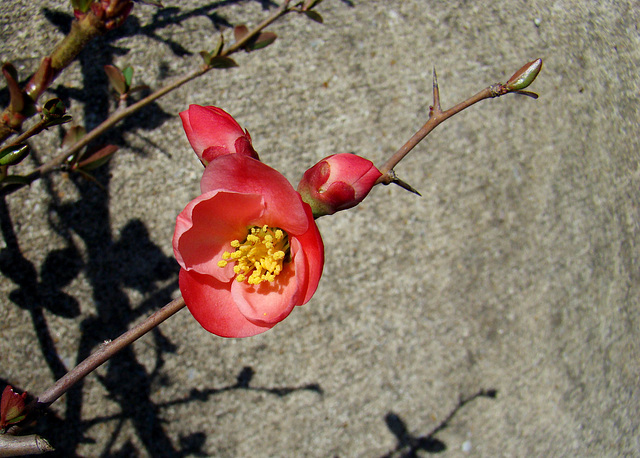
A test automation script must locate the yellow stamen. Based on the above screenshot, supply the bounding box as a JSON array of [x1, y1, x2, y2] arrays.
[[219, 226, 289, 285]]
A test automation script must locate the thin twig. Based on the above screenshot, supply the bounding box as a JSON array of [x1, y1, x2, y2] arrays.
[[376, 71, 503, 180], [377, 58, 543, 181], [6, 118, 50, 147]]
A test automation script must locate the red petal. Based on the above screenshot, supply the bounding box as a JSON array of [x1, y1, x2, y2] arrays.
[[290, 203, 324, 304], [180, 105, 246, 160], [173, 191, 263, 282], [231, 257, 299, 326], [180, 269, 275, 338], [200, 155, 309, 235]]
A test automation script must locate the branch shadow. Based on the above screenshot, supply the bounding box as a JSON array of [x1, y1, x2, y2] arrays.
[[1, 2, 332, 456], [381, 388, 497, 457]]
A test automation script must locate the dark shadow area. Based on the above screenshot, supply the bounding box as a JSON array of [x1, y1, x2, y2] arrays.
[[81, 365, 323, 427], [0, 365, 321, 457], [1, 2, 331, 456], [159, 365, 323, 409], [381, 388, 497, 457]]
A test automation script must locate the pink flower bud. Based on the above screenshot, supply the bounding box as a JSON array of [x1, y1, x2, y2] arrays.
[[297, 153, 381, 217], [179, 105, 259, 164]]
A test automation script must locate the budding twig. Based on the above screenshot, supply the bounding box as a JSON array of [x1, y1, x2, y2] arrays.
[[0, 1, 297, 196], [376, 59, 542, 185]]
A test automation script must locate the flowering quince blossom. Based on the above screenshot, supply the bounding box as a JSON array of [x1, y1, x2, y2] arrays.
[[297, 153, 382, 217], [173, 154, 324, 338], [179, 105, 259, 164]]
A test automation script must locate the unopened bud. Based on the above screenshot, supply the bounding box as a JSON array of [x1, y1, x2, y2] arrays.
[[506, 58, 543, 92], [297, 153, 382, 218]]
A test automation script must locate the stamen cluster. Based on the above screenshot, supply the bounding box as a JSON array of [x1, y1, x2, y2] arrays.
[[218, 225, 289, 285]]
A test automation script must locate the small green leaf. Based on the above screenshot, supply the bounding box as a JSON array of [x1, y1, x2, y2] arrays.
[[208, 56, 238, 69], [44, 115, 73, 127], [303, 10, 324, 23], [0, 144, 29, 166], [199, 50, 213, 66], [122, 66, 134, 90], [71, 0, 94, 13], [1, 175, 31, 185], [506, 59, 543, 92], [303, 0, 324, 10], [42, 98, 67, 118], [213, 33, 224, 56]]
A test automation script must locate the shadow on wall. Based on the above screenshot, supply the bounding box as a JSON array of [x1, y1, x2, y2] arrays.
[[381, 388, 497, 457]]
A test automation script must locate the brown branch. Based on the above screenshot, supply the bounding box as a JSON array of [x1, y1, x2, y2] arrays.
[[5, 119, 51, 148], [0, 434, 54, 457], [377, 60, 542, 183], [376, 70, 504, 181], [1, 0, 296, 196], [36, 296, 185, 407]]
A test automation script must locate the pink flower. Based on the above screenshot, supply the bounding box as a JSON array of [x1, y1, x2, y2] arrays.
[[173, 154, 324, 338], [297, 153, 382, 217], [179, 105, 259, 164]]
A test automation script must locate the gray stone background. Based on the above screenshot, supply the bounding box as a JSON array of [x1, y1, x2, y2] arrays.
[[1, 0, 638, 456]]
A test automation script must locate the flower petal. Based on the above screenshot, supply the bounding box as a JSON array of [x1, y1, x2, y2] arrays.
[[180, 269, 275, 338], [174, 190, 264, 282], [180, 105, 246, 159], [200, 155, 309, 235], [291, 203, 324, 305], [231, 258, 300, 326]]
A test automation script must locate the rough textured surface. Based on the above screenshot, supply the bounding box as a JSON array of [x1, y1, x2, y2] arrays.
[[1, 0, 638, 456]]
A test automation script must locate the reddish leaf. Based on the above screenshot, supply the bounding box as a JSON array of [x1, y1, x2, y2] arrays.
[[104, 64, 126, 94], [62, 126, 87, 150], [248, 31, 277, 51], [76, 144, 118, 170], [0, 385, 27, 429], [234, 25, 249, 43], [304, 10, 324, 23], [2, 63, 23, 112], [208, 56, 238, 69]]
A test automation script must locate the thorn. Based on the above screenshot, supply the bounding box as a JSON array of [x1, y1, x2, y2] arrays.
[[432, 66, 441, 113], [387, 170, 421, 196]]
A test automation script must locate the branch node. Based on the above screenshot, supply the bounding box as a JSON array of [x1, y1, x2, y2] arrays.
[[489, 83, 507, 97]]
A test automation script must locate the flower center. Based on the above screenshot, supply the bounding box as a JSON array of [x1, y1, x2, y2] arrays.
[[218, 225, 290, 285]]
